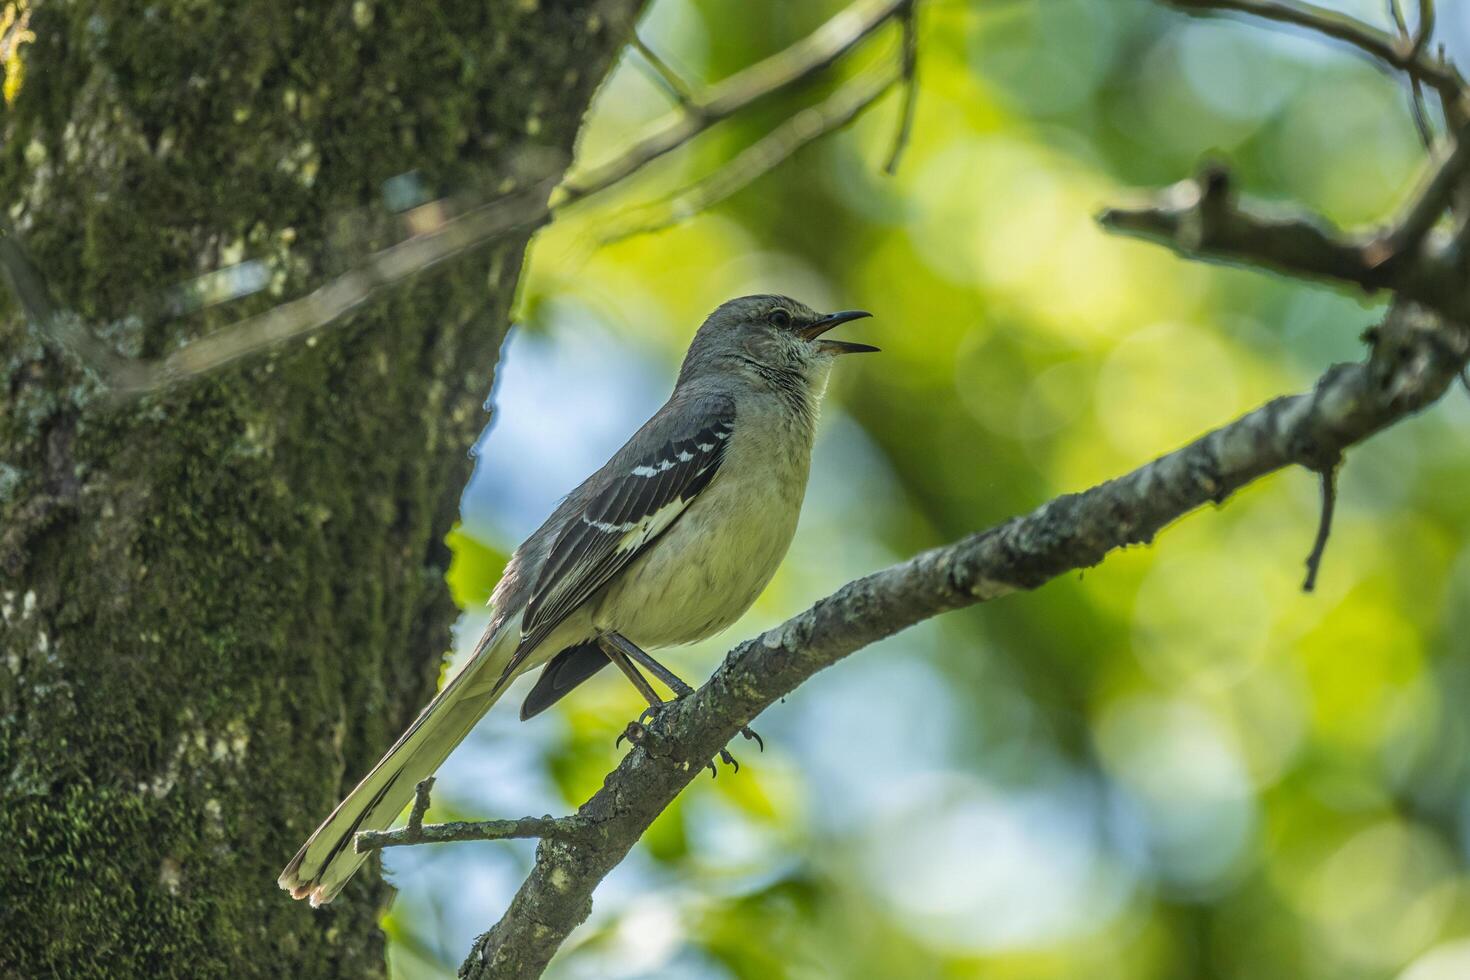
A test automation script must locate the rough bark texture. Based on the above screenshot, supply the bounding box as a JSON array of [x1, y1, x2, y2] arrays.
[[0, 2, 635, 977]]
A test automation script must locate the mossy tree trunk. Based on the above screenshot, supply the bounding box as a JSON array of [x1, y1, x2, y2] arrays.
[[0, 2, 635, 976]]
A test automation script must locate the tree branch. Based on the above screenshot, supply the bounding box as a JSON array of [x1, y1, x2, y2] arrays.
[[103, 177, 559, 394], [4, 0, 909, 396], [1097, 160, 1470, 321], [882, 0, 920, 175], [1387, 0, 1436, 147], [353, 776, 584, 853], [555, 0, 905, 206], [458, 300, 1468, 978], [593, 64, 900, 247], [629, 36, 698, 111], [1162, 0, 1465, 113]]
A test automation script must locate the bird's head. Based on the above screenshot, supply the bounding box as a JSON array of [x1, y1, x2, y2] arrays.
[[678, 294, 877, 393]]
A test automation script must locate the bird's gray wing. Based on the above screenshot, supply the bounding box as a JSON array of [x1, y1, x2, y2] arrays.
[[499, 397, 737, 683]]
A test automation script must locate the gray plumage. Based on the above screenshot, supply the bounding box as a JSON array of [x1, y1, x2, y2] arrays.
[[279, 294, 875, 906]]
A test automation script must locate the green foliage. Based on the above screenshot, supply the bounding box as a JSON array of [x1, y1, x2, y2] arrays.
[[445, 525, 507, 610]]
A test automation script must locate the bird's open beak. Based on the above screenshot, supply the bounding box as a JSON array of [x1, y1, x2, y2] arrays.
[[800, 309, 879, 354]]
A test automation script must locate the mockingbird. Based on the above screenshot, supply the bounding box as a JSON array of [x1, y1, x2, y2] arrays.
[[279, 294, 876, 906]]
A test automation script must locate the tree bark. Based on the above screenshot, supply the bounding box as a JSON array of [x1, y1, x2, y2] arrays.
[[0, 2, 636, 976]]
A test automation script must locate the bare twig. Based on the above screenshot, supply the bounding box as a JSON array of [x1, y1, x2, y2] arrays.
[[0, 218, 132, 380], [356, 814, 580, 854], [1162, 0, 1464, 110], [595, 65, 900, 246], [351, 771, 587, 854], [630, 36, 699, 111], [1097, 163, 1470, 321], [882, 0, 920, 175], [107, 177, 559, 394], [1301, 464, 1339, 592], [1373, 117, 1470, 261], [458, 301, 1470, 979], [556, 0, 906, 206], [407, 777, 435, 834], [1389, 0, 1435, 147], [1408, 0, 1436, 63]]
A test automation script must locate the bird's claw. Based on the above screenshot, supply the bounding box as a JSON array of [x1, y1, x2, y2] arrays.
[[615, 720, 645, 749], [706, 747, 739, 777], [615, 705, 666, 748], [615, 703, 761, 774]]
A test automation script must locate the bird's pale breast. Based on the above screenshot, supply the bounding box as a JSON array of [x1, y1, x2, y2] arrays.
[[591, 400, 814, 648]]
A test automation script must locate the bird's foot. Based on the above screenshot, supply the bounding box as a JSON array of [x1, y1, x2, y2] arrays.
[[615, 702, 666, 748], [612, 698, 765, 770], [707, 747, 740, 777]]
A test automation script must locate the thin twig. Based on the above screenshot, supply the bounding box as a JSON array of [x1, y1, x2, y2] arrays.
[[595, 65, 900, 246], [1163, 0, 1464, 108], [557, 0, 906, 206], [407, 777, 435, 834], [1301, 464, 1339, 592], [1408, 0, 1435, 62], [1374, 117, 1470, 262], [1389, 0, 1436, 147], [883, 0, 920, 175], [108, 177, 559, 394], [355, 813, 580, 854], [630, 36, 699, 111], [1097, 163, 1469, 322]]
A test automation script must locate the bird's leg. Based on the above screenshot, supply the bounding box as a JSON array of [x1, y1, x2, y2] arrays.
[[599, 641, 664, 725], [599, 631, 762, 767], [600, 638, 721, 774]]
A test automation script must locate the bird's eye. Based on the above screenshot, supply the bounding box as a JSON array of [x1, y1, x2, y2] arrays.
[[767, 309, 792, 329]]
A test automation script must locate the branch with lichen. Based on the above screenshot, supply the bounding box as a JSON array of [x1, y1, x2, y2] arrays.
[[353, 779, 583, 853]]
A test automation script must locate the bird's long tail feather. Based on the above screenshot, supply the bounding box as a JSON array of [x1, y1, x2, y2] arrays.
[[278, 621, 518, 907]]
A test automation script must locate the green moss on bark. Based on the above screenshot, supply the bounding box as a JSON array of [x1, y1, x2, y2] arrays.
[[0, 2, 637, 976]]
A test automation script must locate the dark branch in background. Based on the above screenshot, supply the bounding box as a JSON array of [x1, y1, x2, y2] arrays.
[[594, 64, 901, 247], [1163, 0, 1465, 120], [1388, 0, 1435, 147], [554, 0, 903, 206], [450, 299, 1469, 979], [882, 0, 920, 175], [1, 0, 911, 396], [1302, 465, 1339, 592], [1097, 136, 1470, 321], [629, 36, 698, 111]]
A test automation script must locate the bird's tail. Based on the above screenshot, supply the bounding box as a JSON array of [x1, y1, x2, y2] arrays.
[[278, 620, 519, 907]]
